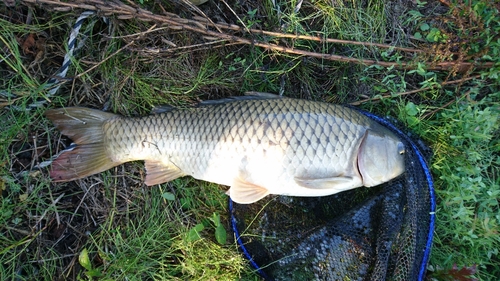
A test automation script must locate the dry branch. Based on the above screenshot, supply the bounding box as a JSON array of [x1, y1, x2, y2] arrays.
[[350, 74, 482, 105], [20, 0, 494, 72]]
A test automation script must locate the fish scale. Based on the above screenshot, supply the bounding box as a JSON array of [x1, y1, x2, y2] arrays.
[[46, 97, 405, 204]]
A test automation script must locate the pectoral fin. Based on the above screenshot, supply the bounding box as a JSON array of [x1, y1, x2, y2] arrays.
[[294, 176, 356, 189], [144, 160, 185, 186], [227, 178, 270, 204]]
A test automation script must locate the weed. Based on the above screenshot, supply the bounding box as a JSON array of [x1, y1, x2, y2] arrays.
[[426, 96, 500, 279]]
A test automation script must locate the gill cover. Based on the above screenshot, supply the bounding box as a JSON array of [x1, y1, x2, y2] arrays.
[[358, 129, 406, 187]]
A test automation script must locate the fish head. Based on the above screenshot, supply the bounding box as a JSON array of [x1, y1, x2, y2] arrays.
[[357, 129, 406, 187]]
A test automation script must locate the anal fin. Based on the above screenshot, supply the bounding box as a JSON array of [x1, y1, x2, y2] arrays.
[[228, 178, 270, 204], [144, 160, 185, 186]]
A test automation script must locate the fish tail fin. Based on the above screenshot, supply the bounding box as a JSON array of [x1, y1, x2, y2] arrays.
[[45, 107, 121, 182]]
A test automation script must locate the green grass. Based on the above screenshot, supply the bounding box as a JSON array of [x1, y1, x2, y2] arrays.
[[75, 181, 250, 280], [419, 95, 500, 279], [1, 0, 499, 280]]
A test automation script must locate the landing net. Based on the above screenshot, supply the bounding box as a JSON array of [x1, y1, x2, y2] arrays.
[[230, 109, 435, 281]]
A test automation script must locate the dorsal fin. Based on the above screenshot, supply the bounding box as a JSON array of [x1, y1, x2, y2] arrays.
[[244, 91, 281, 98], [198, 92, 282, 107], [152, 93, 283, 113], [151, 105, 177, 114]]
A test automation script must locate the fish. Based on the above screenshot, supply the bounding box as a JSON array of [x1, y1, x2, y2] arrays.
[[45, 96, 406, 204]]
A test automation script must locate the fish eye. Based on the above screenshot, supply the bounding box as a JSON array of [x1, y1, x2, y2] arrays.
[[397, 142, 405, 155]]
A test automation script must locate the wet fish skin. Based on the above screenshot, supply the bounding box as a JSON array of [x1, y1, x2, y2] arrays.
[[46, 97, 405, 204]]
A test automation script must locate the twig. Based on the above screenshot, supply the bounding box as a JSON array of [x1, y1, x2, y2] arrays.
[[192, 15, 424, 53], [34, 193, 65, 231], [3, 225, 33, 236], [129, 39, 241, 55], [75, 40, 135, 80], [350, 87, 427, 106], [29, 254, 78, 263], [73, 23, 159, 80], [20, 0, 494, 72], [68, 181, 101, 225], [179, 0, 222, 33], [220, 0, 251, 34], [438, 0, 451, 7], [422, 90, 473, 119], [350, 74, 482, 105]]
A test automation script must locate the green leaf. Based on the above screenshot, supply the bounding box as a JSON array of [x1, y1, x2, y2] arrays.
[[420, 23, 430, 31], [2, 209, 13, 221], [215, 224, 227, 244], [426, 28, 447, 43], [212, 213, 221, 227], [408, 10, 423, 17], [406, 115, 420, 127], [161, 192, 175, 201], [78, 248, 92, 271], [405, 102, 419, 116], [373, 85, 388, 93], [86, 268, 103, 278], [187, 223, 205, 242], [19, 193, 28, 202]]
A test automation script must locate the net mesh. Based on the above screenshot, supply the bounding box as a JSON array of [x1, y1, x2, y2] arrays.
[[230, 109, 435, 281]]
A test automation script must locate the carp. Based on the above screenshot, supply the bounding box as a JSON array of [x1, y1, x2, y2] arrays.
[[46, 97, 405, 204]]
